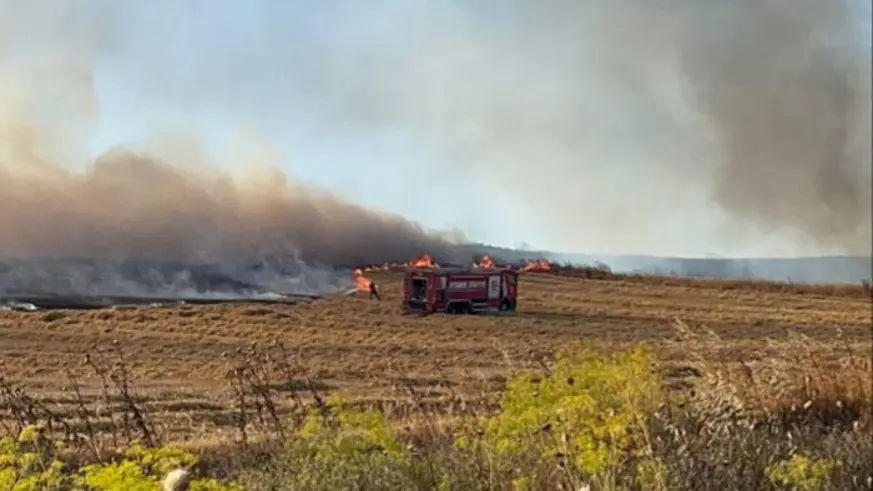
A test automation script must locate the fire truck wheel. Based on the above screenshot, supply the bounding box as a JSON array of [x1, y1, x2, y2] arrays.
[[447, 303, 469, 315], [499, 299, 513, 312]]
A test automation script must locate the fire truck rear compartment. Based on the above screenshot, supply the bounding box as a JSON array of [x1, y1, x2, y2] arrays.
[[410, 278, 427, 300], [405, 277, 428, 310]]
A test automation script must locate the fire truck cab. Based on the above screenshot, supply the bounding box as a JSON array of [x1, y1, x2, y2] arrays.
[[403, 267, 518, 314]]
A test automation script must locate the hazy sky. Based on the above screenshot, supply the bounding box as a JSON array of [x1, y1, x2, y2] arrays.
[[3, 0, 871, 257], [20, 0, 522, 245]]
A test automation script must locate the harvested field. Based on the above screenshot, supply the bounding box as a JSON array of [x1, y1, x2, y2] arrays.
[[0, 270, 869, 446]]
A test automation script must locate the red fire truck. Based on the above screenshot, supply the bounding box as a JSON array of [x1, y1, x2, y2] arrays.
[[402, 267, 518, 314]]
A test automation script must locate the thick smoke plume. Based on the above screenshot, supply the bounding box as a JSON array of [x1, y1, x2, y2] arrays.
[[0, 0, 869, 302], [0, 147, 462, 266], [675, 0, 871, 253], [292, 0, 871, 255], [0, 3, 466, 298], [0, 142, 465, 296]]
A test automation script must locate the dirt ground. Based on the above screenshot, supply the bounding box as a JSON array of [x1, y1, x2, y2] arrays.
[[0, 270, 869, 442]]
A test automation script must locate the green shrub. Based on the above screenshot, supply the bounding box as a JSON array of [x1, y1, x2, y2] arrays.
[[0, 425, 70, 491], [6, 342, 864, 490], [768, 453, 837, 490], [457, 345, 665, 490], [238, 394, 415, 490], [0, 424, 240, 490], [297, 394, 410, 463], [240, 346, 669, 490]]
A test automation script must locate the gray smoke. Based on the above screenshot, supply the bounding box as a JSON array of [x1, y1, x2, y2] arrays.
[[0, 0, 869, 302], [289, 0, 871, 255], [0, 144, 467, 296], [676, 0, 871, 253], [0, 148, 465, 265], [0, 1, 471, 298]]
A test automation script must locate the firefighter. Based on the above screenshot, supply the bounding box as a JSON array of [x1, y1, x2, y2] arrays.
[[369, 280, 381, 301]]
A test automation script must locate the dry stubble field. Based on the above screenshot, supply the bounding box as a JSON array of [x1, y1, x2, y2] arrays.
[[0, 269, 870, 446]]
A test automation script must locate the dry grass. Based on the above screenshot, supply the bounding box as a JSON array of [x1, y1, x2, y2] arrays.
[[0, 269, 869, 446], [0, 269, 870, 488]]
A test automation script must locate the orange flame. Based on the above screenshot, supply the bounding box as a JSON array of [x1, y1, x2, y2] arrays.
[[475, 255, 496, 268], [353, 268, 372, 290], [521, 259, 552, 272], [409, 253, 439, 268]]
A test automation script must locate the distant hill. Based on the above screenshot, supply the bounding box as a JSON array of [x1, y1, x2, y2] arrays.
[[461, 243, 872, 284]]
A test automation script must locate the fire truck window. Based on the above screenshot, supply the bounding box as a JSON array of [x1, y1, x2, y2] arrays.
[[411, 279, 427, 300]]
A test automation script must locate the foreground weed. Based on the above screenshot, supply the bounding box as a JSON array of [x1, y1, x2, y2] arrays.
[[457, 345, 664, 490], [0, 425, 240, 490], [767, 453, 838, 491], [1, 336, 869, 490], [239, 394, 414, 490]]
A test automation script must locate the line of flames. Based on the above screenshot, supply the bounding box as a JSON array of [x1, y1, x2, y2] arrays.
[[353, 254, 554, 291]]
